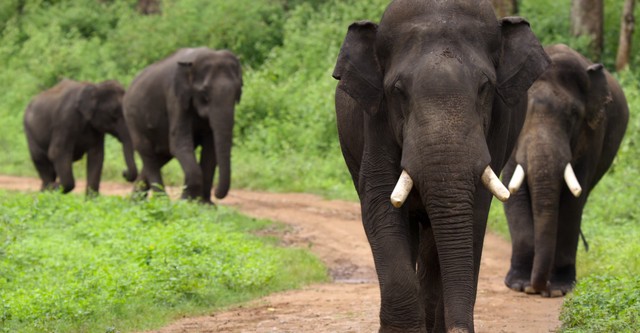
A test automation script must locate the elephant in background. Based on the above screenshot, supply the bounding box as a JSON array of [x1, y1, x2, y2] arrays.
[[502, 44, 629, 297], [123, 47, 242, 203], [23, 79, 137, 195], [333, 0, 550, 332]]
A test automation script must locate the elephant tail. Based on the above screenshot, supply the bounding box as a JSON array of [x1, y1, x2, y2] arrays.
[[580, 228, 589, 252]]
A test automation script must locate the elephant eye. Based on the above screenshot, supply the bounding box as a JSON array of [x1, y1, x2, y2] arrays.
[[394, 80, 404, 93], [199, 91, 210, 103], [392, 80, 408, 99]]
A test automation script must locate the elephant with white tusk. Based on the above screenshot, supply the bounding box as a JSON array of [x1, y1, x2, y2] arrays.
[[332, 0, 551, 332], [502, 44, 629, 298]]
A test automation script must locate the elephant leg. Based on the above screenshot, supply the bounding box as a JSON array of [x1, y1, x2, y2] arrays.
[[199, 132, 216, 204], [139, 154, 169, 195], [27, 140, 58, 190], [549, 191, 585, 296], [33, 156, 58, 191], [51, 153, 75, 194], [363, 203, 423, 332], [503, 162, 535, 292], [171, 144, 203, 201], [85, 138, 105, 196], [418, 221, 445, 333]]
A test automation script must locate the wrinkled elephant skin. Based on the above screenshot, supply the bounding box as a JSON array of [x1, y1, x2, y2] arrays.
[[502, 44, 629, 297], [333, 1, 551, 332]]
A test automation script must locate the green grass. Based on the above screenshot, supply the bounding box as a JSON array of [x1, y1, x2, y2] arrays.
[[0, 190, 327, 333], [0, 0, 639, 331]]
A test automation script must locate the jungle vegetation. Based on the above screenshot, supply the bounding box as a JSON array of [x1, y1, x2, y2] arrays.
[[0, 0, 638, 331]]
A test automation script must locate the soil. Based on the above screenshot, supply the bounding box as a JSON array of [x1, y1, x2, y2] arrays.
[[0, 175, 563, 332]]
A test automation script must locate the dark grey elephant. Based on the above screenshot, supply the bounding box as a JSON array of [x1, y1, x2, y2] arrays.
[[123, 47, 242, 203], [23, 79, 137, 195], [332, 1, 550, 332], [502, 44, 629, 297]]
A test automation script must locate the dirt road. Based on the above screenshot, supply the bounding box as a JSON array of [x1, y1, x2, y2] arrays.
[[0, 175, 562, 332]]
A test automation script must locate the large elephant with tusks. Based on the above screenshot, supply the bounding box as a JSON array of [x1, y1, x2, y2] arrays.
[[332, 0, 550, 332], [502, 44, 629, 297]]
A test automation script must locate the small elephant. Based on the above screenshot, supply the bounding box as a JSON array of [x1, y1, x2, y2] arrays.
[[23, 79, 138, 195], [123, 47, 242, 203], [502, 44, 629, 297], [333, 1, 550, 332]]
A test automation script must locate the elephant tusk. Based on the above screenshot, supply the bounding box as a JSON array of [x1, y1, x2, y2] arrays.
[[390, 170, 413, 208], [508, 164, 526, 194], [482, 166, 510, 202], [564, 163, 582, 197]]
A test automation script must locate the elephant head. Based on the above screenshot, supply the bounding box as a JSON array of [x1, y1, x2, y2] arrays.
[[333, 1, 550, 331], [79, 80, 138, 182], [505, 44, 613, 295], [174, 49, 242, 199]]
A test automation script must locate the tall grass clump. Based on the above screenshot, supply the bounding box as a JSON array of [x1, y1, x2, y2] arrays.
[[0, 190, 327, 333]]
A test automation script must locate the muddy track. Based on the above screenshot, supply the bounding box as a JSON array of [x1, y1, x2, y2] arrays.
[[0, 175, 562, 332]]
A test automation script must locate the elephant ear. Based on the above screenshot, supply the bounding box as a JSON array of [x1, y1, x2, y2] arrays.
[[585, 63, 611, 129], [496, 17, 551, 106], [174, 50, 198, 108], [332, 21, 383, 115], [225, 51, 243, 104], [77, 84, 97, 122]]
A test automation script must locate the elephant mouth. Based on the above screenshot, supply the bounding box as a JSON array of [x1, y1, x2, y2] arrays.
[[390, 166, 510, 208], [507, 163, 582, 197]]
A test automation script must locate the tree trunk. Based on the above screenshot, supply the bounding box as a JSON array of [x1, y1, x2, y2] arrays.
[[137, 0, 161, 15], [616, 0, 636, 71], [571, 0, 604, 61], [492, 0, 518, 17]]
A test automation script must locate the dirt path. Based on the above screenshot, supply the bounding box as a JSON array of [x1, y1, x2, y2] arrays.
[[0, 175, 562, 332]]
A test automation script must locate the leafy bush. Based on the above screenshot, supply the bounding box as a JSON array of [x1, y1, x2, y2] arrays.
[[0, 190, 327, 332], [561, 275, 640, 332]]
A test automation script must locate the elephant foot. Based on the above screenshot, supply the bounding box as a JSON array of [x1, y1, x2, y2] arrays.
[[523, 285, 565, 298], [199, 198, 216, 206], [504, 267, 531, 292], [378, 325, 426, 333], [546, 279, 575, 298]]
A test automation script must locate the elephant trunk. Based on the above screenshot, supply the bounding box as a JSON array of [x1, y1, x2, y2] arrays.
[[116, 118, 138, 182], [527, 156, 563, 294], [414, 154, 478, 329], [209, 101, 235, 199], [517, 112, 572, 294], [401, 112, 490, 330]]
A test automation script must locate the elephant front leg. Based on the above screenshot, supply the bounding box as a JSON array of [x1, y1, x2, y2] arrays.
[[361, 196, 424, 332], [169, 112, 204, 201], [417, 222, 446, 333], [199, 132, 216, 204], [548, 191, 586, 297], [86, 137, 105, 196], [49, 151, 75, 194], [171, 145, 203, 201]]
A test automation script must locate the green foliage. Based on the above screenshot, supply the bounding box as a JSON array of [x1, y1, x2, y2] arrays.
[[0, 190, 327, 332], [0, 0, 640, 330], [560, 275, 640, 332]]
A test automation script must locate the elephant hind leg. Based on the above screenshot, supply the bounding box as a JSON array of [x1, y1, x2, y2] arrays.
[[34, 157, 58, 191], [137, 154, 169, 196], [27, 140, 57, 190]]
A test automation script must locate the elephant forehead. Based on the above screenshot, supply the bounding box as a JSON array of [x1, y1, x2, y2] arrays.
[[379, 0, 499, 43]]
